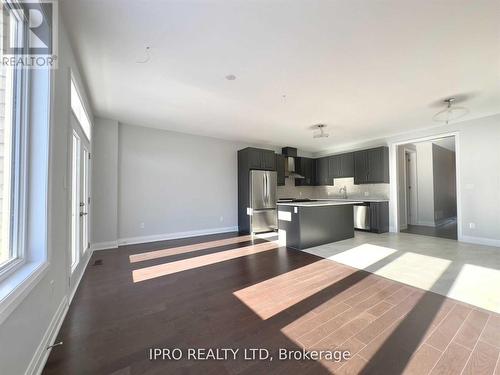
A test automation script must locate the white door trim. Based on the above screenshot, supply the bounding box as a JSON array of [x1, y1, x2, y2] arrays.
[[389, 132, 461, 241]]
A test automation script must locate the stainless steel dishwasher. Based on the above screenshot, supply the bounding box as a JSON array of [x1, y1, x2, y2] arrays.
[[353, 203, 371, 230]]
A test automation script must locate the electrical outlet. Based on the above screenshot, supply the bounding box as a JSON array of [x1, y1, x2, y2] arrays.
[[469, 222, 476, 229], [364, 191, 370, 196], [219, 216, 224, 222], [140, 222, 145, 229]]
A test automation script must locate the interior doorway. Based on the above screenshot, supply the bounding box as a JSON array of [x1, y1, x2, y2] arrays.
[[397, 136, 457, 240]]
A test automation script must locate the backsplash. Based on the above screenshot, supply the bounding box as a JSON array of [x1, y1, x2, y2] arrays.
[[277, 177, 389, 200], [315, 177, 390, 199], [277, 178, 315, 199]]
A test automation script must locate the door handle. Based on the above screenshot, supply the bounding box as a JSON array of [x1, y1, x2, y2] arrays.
[[264, 174, 268, 205], [80, 212, 88, 217]]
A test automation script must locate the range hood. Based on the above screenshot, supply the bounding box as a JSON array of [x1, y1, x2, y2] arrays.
[[282, 147, 304, 179]]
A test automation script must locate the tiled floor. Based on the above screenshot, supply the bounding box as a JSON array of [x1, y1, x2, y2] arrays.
[[304, 231, 500, 313], [44, 232, 500, 374]]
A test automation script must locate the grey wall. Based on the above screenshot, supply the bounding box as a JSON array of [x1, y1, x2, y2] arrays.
[[118, 124, 245, 241], [0, 17, 94, 375], [91, 122, 317, 246], [432, 144, 457, 223], [91, 118, 118, 246]]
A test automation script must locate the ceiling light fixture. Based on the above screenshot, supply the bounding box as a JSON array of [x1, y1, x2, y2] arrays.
[[313, 124, 329, 139], [136, 46, 151, 64], [432, 97, 468, 124]]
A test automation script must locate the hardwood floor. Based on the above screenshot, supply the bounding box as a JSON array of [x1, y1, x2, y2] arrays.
[[43, 233, 500, 374]]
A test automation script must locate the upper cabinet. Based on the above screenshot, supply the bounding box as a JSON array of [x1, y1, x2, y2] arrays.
[[354, 147, 389, 184], [276, 154, 286, 186], [329, 153, 354, 179], [315, 157, 332, 186], [295, 157, 315, 186], [241, 147, 276, 171]]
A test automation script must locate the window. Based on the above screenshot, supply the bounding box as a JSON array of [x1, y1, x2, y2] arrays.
[[0, 0, 51, 322], [0, 4, 28, 275], [70, 77, 91, 140]]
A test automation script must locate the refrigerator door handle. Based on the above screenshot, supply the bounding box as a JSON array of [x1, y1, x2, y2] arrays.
[[262, 174, 267, 207]]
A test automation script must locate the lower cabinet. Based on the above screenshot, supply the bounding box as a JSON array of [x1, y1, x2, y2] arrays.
[[369, 201, 389, 234]]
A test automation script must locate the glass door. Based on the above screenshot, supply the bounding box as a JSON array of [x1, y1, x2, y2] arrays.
[[69, 114, 91, 289]]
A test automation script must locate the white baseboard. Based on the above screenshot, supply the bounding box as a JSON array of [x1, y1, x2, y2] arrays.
[[25, 296, 68, 375], [91, 240, 118, 251], [460, 235, 500, 248], [117, 226, 239, 247]]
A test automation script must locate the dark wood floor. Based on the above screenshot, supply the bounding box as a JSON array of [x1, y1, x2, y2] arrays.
[[402, 219, 457, 240], [44, 232, 500, 374]]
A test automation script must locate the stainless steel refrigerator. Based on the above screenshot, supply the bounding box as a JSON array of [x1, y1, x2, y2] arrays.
[[250, 170, 277, 233]]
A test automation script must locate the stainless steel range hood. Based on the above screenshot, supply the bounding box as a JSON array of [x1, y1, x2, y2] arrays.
[[282, 147, 304, 179]]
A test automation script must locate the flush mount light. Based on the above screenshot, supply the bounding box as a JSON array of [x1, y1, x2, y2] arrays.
[[433, 97, 468, 124], [312, 124, 329, 139], [225, 74, 237, 81]]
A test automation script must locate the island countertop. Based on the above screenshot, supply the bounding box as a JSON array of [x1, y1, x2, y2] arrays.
[[277, 201, 362, 207]]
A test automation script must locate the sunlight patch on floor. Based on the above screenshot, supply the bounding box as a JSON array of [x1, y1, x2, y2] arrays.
[[132, 240, 278, 282], [375, 252, 452, 290], [305, 232, 500, 313], [327, 244, 397, 269], [233, 260, 350, 320], [448, 264, 500, 312], [129, 235, 253, 263]]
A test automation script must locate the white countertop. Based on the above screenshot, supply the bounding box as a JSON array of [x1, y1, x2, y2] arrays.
[[277, 201, 362, 207], [316, 198, 389, 203]]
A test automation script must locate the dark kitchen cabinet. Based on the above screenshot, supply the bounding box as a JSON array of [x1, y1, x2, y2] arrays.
[[295, 157, 315, 186], [241, 147, 276, 171], [315, 157, 333, 186], [237, 147, 277, 234], [261, 149, 277, 170], [276, 154, 285, 186], [370, 201, 389, 233], [354, 147, 389, 184], [330, 153, 354, 179]]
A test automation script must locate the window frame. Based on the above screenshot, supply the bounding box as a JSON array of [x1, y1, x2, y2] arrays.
[[0, 0, 51, 325], [0, 2, 31, 281], [70, 74, 91, 141]]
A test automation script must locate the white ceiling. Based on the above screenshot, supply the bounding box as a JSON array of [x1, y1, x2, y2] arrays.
[[62, 0, 500, 152]]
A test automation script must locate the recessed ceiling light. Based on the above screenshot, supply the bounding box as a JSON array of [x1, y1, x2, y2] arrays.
[[225, 74, 237, 81]]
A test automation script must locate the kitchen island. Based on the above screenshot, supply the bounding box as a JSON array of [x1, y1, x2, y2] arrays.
[[277, 201, 360, 250]]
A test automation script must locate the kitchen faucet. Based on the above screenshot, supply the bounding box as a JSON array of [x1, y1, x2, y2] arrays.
[[340, 185, 347, 199]]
